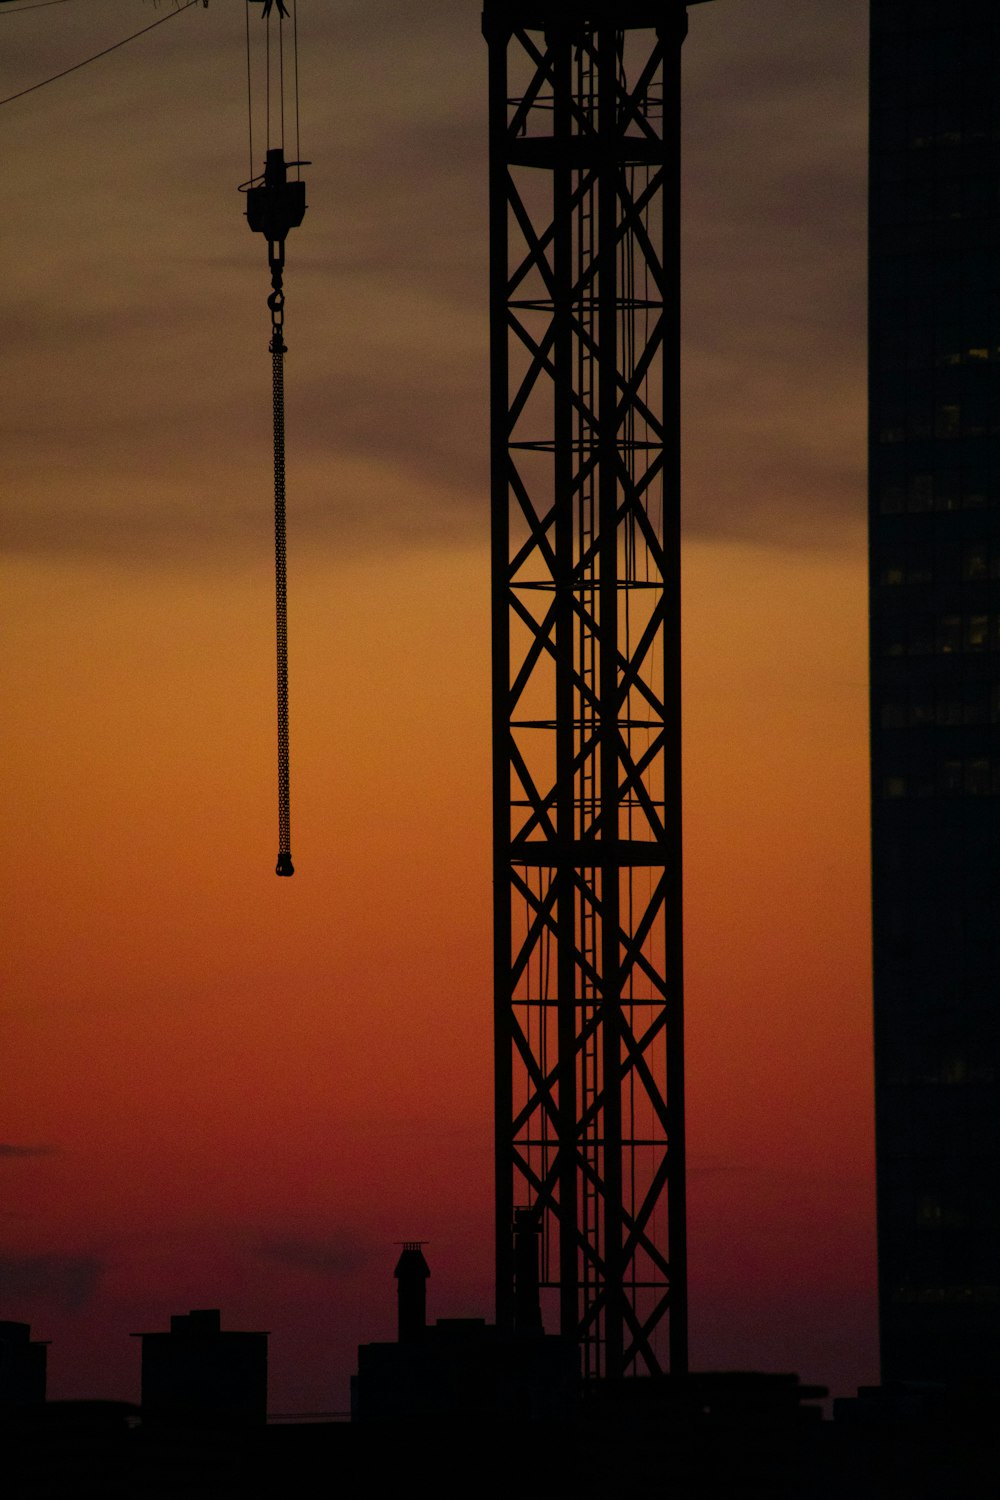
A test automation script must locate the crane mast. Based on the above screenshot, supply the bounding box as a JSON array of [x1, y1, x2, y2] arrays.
[[487, 0, 703, 1378]]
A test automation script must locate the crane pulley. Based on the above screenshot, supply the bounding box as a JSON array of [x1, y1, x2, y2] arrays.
[[242, 1, 306, 878]]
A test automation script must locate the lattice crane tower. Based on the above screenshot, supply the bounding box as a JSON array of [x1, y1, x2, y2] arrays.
[[486, 0, 714, 1379]]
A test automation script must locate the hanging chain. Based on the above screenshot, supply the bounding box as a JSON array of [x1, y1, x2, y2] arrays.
[[269, 252, 294, 877]]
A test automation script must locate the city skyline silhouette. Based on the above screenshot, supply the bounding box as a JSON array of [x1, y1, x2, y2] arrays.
[[1, 0, 874, 1415]]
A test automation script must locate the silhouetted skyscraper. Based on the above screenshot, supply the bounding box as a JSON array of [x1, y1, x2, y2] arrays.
[[870, 0, 1000, 1384]]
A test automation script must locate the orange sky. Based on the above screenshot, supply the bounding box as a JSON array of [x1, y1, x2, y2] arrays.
[[1, 0, 874, 1409]]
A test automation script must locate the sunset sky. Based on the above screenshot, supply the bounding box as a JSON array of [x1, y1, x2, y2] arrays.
[[2, 0, 873, 1412]]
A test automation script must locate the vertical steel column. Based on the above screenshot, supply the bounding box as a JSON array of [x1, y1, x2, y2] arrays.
[[659, 2, 692, 1380], [488, 7, 515, 1341], [486, 0, 695, 1378], [550, 20, 581, 1344], [596, 22, 624, 1378], [661, 10, 689, 1376]]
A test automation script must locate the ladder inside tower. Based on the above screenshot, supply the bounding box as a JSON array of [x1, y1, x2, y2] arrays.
[[574, 36, 601, 1382]]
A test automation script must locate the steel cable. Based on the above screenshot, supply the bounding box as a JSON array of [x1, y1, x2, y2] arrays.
[[247, 0, 303, 876], [271, 318, 293, 876], [0, 0, 197, 108]]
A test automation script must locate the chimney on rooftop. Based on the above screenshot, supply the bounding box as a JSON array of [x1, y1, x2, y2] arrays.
[[394, 1242, 430, 1344]]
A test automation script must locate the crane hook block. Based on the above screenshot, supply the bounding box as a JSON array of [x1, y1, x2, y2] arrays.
[[246, 148, 306, 246], [276, 852, 295, 877]]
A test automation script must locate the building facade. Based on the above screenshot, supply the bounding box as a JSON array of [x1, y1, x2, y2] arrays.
[[0, 1322, 47, 1409], [133, 1309, 268, 1425], [870, 0, 1000, 1383]]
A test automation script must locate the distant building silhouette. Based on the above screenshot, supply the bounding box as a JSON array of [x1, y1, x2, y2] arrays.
[[132, 1309, 268, 1426], [353, 1246, 577, 1422], [0, 1322, 47, 1410], [870, 0, 1000, 1383]]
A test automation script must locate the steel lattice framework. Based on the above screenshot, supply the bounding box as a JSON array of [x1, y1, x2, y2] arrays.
[[487, 1, 703, 1379]]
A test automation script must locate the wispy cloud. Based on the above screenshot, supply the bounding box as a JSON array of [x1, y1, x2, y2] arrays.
[[0, 1252, 104, 1311], [688, 1157, 746, 1179], [255, 1232, 369, 1278], [1, 0, 866, 565]]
